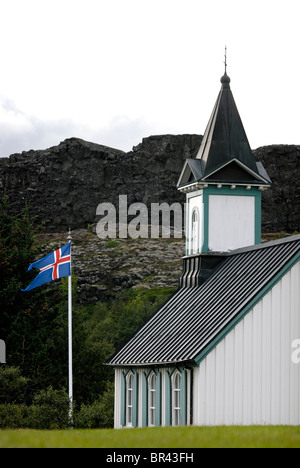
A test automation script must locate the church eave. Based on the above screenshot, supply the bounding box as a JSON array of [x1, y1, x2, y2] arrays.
[[177, 180, 270, 193], [201, 158, 271, 185]]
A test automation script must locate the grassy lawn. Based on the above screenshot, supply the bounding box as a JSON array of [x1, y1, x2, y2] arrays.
[[0, 426, 300, 448]]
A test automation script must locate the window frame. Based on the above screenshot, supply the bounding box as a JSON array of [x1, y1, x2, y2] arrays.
[[191, 207, 199, 254], [172, 371, 181, 426], [126, 372, 134, 427], [148, 372, 157, 427]]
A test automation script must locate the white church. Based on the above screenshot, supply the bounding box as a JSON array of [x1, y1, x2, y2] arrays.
[[107, 69, 300, 428]]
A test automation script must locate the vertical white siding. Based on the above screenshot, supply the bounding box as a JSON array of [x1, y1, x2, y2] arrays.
[[114, 368, 122, 429], [194, 260, 300, 425], [208, 195, 255, 251]]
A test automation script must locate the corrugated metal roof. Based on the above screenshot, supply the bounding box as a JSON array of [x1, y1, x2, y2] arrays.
[[107, 235, 300, 367]]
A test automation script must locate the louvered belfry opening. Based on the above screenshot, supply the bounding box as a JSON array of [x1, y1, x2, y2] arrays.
[[180, 254, 225, 287]]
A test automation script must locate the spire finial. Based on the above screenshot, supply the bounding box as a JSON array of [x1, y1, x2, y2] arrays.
[[221, 46, 230, 86], [67, 228, 72, 241]]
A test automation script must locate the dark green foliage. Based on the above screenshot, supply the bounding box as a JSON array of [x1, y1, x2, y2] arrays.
[[0, 386, 70, 429], [0, 404, 29, 429], [0, 367, 29, 404], [74, 382, 114, 429], [0, 198, 67, 399], [27, 387, 70, 429], [0, 197, 175, 427]]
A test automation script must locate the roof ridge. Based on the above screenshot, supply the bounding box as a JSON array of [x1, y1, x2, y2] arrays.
[[228, 234, 300, 255]]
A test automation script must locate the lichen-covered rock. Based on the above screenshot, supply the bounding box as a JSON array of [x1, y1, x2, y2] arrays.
[[36, 228, 185, 304]]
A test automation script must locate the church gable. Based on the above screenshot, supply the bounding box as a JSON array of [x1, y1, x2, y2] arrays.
[[203, 159, 264, 183], [177, 158, 203, 187], [194, 259, 300, 425]]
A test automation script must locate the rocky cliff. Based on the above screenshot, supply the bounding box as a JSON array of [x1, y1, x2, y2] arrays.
[[253, 145, 300, 233], [0, 135, 299, 234], [1, 135, 299, 304], [0, 135, 200, 233]]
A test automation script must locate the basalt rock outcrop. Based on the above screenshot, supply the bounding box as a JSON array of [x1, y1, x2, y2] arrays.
[[253, 145, 300, 233], [0, 135, 200, 232], [0, 135, 299, 234]]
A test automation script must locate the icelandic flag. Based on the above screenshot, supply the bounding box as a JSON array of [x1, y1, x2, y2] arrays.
[[21, 242, 71, 292]]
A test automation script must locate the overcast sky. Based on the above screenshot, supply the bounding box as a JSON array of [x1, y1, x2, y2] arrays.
[[0, 0, 299, 157]]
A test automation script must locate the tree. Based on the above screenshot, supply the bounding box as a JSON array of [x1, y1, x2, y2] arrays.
[[0, 198, 66, 399], [0, 366, 29, 404]]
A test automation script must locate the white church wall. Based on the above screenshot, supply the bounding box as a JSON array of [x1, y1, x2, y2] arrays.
[[194, 259, 300, 426], [208, 194, 255, 252], [114, 368, 122, 429]]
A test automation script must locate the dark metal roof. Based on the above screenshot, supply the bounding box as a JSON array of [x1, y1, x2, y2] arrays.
[[107, 235, 300, 367], [197, 73, 259, 174], [177, 73, 271, 188]]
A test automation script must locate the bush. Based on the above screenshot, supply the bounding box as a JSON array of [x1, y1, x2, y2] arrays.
[[0, 404, 29, 428], [74, 382, 114, 429], [0, 367, 29, 404], [0, 384, 115, 430], [28, 387, 70, 429], [0, 386, 70, 429]]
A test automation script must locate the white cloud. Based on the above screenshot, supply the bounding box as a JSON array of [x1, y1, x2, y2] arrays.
[[0, 0, 299, 157], [0, 96, 158, 156]]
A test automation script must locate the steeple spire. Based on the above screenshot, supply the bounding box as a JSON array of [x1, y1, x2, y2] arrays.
[[177, 65, 271, 190], [221, 45, 231, 87]]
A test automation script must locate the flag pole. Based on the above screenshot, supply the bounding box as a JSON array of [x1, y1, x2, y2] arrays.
[[67, 228, 73, 424]]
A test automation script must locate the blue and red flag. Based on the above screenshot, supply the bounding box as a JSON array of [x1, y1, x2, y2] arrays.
[[21, 242, 71, 292]]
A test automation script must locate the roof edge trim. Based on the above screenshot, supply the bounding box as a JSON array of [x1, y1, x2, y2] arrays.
[[228, 233, 300, 256]]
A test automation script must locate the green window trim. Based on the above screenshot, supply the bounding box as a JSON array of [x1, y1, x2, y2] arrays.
[[168, 368, 187, 427], [165, 370, 171, 426], [155, 371, 162, 427], [122, 369, 138, 428], [148, 371, 157, 426]]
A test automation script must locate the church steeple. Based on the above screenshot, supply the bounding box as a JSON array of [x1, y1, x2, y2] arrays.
[[178, 67, 271, 189], [177, 66, 271, 255], [195, 69, 261, 180]]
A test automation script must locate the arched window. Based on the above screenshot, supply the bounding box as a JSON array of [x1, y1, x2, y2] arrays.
[[148, 372, 156, 426], [126, 372, 134, 426], [172, 371, 181, 426], [191, 209, 199, 254]]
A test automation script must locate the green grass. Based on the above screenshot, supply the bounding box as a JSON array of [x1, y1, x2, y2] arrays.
[[0, 426, 300, 448]]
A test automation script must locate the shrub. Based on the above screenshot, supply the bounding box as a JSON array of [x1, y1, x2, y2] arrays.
[[28, 387, 70, 429], [0, 386, 70, 429], [0, 367, 29, 404], [0, 404, 29, 428], [74, 382, 114, 429]]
